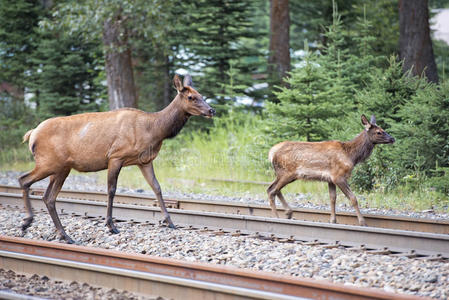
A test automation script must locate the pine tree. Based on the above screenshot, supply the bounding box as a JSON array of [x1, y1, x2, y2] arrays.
[[0, 0, 42, 96], [182, 0, 263, 104], [265, 47, 347, 143], [27, 31, 105, 118]]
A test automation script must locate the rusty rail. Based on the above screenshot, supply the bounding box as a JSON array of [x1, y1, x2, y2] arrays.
[[1, 191, 448, 259], [0, 235, 426, 300]]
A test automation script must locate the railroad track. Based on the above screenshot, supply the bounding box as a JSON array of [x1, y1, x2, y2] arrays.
[[0, 188, 448, 260], [1, 184, 448, 234], [0, 235, 425, 300]]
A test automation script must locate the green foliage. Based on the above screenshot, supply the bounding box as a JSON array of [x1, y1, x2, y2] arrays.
[[0, 98, 36, 164], [390, 80, 449, 175], [265, 49, 346, 143], [0, 0, 42, 90], [27, 30, 105, 117], [180, 0, 264, 104], [428, 165, 449, 195]]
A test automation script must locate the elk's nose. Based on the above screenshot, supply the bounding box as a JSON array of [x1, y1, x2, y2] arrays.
[[209, 108, 216, 116]]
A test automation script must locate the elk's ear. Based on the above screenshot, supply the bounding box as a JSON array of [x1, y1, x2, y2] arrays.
[[173, 74, 183, 93], [361, 114, 371, 130], [183, 74, 193, 87], [370, 114, 377, 125]]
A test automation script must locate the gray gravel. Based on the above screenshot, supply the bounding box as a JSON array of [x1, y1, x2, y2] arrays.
[[0, 206, 448, 299], [0, 269, 164, 300]]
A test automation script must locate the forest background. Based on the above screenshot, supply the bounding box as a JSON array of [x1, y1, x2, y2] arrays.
[[1, 0, 449, 213]]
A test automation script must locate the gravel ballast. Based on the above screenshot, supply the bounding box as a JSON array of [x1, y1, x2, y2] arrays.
[[0, 207, 448, 299], [0, 269, 164, 300], [1, 171, 448, 299]]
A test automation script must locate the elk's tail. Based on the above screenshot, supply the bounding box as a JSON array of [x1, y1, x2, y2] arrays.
[[23, 130, 33, 143]]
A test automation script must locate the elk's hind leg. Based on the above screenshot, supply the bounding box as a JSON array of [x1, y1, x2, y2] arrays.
[[43, 169, 73, 243], [328, 182, 337, 223], [18, 167, 52, 230]]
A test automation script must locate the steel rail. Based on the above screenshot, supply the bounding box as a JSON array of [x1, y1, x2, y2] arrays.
[[0, 192, 448, 259], [0, 235, 427, 300], [1, 184, 448, 234]]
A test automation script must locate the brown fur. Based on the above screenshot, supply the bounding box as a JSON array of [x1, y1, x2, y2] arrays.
[[267, 115, 395, 225], [18, 74, 215, 243]]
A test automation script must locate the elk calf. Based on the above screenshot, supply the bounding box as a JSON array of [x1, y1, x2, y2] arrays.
[[267, 115, 395, 226], [19, 74, 215, 243]]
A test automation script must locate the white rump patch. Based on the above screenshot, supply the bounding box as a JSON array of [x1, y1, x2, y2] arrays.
[[268, 143, 285, 163]]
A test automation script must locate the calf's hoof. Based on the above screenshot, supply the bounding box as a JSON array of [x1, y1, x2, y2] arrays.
[[358, 219, 367, 226], [107, 223, 120, 234], [285, 210, 293, 219], [58, 234, 75, 244]]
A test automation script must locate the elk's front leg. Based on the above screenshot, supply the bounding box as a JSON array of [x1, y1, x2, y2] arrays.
[[106, 159, 122, 234], [139, 162, 175, 228]]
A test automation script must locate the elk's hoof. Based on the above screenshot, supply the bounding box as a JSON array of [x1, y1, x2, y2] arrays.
[[286, 210, 293, 219], [359, 219, 367, 226], [21, 217, 34, 230], [109, 227, 120, 234], [162, 217, 176, 229], [330, 218, 337, 224]]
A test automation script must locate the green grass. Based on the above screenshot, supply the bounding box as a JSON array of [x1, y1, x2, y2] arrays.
[[1, 113, 447, 214]]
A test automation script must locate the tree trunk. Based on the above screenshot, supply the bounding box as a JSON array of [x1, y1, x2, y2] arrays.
[[103, 14, 137, 110], [268, 0, 290, 87], [399, 0, 438, 83]]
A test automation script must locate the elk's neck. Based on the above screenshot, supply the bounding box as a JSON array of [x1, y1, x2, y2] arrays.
[[343, 131, 375, 165], [155, 98, 190, 140]]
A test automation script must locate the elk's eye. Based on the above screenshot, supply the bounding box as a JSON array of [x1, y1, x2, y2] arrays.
[[188, 96, 193, 100], [376, 131, 382, 135]]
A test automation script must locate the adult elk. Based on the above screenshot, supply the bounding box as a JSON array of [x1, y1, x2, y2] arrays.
[[267, 115, 394, 226], [19, 74, 215, 243]]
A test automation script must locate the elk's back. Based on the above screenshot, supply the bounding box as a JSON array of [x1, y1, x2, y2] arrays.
[[28, 109, 149, 172]]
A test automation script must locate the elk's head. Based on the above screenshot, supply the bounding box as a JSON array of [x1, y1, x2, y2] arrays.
[[174, 74, 216, 118], [362, 114, 395, 144]]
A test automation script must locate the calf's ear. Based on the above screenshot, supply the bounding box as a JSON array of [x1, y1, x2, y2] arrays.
[[361, 114, 371, 130]]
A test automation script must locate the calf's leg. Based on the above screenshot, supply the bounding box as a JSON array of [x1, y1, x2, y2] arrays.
[[277, 191, 293, 219], [267, 175, 294, 218], [336, 180, 366, 226], [328, 182, 337, 223]]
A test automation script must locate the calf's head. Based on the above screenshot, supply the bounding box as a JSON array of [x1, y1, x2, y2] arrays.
[[362, 114, 395, 144], [174, 74, 216, 118]]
